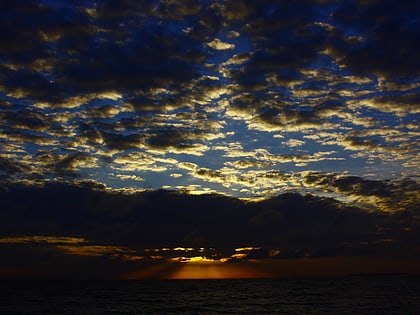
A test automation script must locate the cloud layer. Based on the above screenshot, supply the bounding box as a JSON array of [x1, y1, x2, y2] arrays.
[[0, 0, 419, 278], [0, 182, 419, 278], [0, 0, 418, 200]]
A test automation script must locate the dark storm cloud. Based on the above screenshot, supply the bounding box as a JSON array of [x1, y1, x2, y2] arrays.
[[0, 183, 418, 258]]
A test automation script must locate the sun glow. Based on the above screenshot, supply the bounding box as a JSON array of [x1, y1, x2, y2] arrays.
[[167, 262, 270, 279], [170, 256, 216, 263], [167, 257, 271, 280]]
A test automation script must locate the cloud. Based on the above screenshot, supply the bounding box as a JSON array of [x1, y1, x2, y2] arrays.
[[328, 0, 420, 80], [0, 0, 215, 164], [207, 38, 235, 50], [0, 157, 29, 175], [350, 93, 420, 115], [224, 160, 274, 169], [0, 1, 418, 281], [0, 0, 417, 191], [302, 172, 420, 213], [145, 127, 211, 154], [112, 152, 177, 173], [0, 183, 418, 266], [282, 139, 306, 148], [53, 152, 99, 177]]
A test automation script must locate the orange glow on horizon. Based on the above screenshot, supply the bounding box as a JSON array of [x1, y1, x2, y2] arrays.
[[117, 256, 420, 280], [167, 261, 271, 280], [118, 259, 271, 280]]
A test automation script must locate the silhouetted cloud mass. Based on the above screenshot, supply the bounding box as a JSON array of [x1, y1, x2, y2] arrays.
[[0, 0, 419, 278], [1, 181, 419, 278]]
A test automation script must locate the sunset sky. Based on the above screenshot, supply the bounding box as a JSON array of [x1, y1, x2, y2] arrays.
[[0, 0, 419, 279]]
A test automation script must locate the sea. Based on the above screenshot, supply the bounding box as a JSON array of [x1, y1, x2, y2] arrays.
[[1, 275, 419, 314]]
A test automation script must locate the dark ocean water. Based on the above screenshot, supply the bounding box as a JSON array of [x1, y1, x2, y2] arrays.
[[1, 275, 419, 314]]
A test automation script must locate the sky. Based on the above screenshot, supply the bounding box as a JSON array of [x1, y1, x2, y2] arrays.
[[0, 0, 419, 279]]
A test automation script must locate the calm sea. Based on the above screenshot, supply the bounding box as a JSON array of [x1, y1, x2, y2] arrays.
[[1, 276, 419, 314]]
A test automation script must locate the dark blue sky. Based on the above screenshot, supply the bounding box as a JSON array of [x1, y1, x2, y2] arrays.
[[0, 0, 419, 279]]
